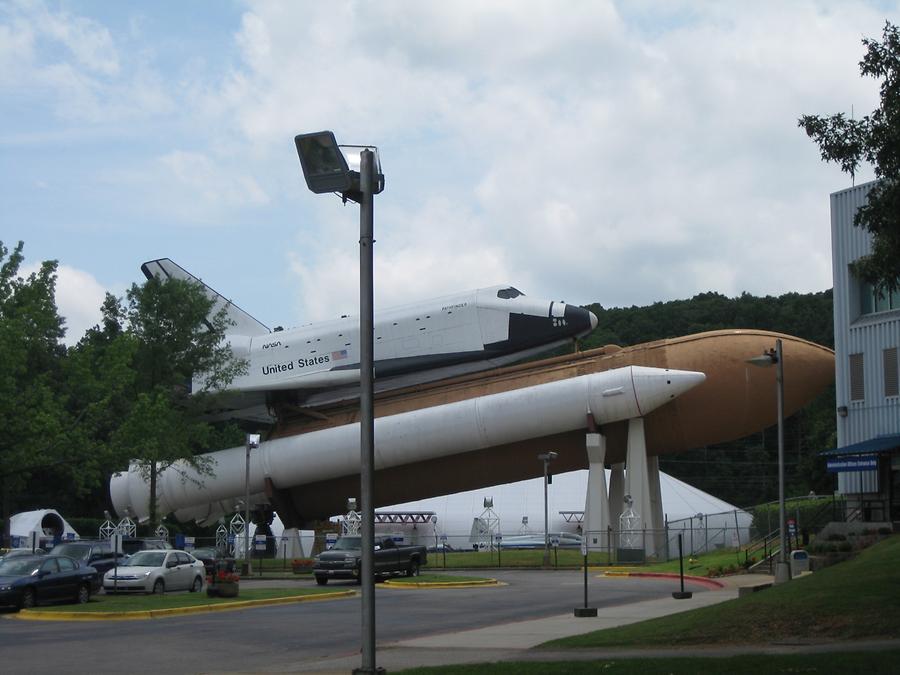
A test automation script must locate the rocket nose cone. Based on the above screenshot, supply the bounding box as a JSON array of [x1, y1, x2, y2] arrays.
[[631, 366, 706, 416]]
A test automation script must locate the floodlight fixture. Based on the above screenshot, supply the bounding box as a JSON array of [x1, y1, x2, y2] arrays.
[[294, 131, 384, 203]]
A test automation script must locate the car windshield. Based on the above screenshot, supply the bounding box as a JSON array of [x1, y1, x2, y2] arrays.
[[0, 559, 42, 576], [331, 537, 361, 551], [50, 544, 90, 561], [191, 548, 216, 558], [124, 551, 166, 567]]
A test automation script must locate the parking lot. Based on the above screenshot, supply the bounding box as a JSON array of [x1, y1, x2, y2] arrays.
[[0, 569, 705, 673]]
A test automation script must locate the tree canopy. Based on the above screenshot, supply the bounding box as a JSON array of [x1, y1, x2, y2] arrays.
[[0, 241, 70, 542], [799, 21, 900, 293], [0, 243, 248, 539]]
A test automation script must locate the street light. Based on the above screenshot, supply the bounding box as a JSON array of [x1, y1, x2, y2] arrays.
[[296, 131, 384, 675], [747, 338, 790, 584], [538, 451, 558, 567], [244, 433, 260, 576]]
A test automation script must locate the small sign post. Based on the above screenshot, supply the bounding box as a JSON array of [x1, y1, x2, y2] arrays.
[[255, 534, 266, 577], [574, 537, 597, 617], [111, 533, 123, 594]]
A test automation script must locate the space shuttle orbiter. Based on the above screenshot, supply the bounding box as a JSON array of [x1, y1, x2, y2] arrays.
[[141, 259, 598, 419]]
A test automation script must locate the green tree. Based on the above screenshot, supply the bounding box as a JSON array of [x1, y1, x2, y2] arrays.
[[108, 276, 246, 527], [0, 241, 69, 545], [799, 21, 900, 293]]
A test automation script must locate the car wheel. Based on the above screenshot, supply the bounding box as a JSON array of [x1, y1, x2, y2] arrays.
[[20, 587, 36, 610], [406, 560, 420, 577], [190, 576, 202, 593], [152, 579, 165, 595], [315, 576, 328, 586], [76, 584, 90, 604]]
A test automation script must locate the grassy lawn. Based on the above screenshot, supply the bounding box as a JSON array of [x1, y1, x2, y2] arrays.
[[423, 547, 746, 574], [429, 549, 611, 568], [387, 573, 494, 584], [27, 587, 341, 613], [249, 546, 747, 577], [396, 650, 900, 674], [632, 548, 748, 577], [544, 535, 900, 648]]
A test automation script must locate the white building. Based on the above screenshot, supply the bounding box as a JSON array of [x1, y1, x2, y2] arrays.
[[828, 181, 900, 523]]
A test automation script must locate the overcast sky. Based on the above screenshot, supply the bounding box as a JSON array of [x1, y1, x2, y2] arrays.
[[2, 0, 892, 345]]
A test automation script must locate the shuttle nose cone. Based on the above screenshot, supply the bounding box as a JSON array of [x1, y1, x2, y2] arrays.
[[631, 366, 706, 416], [566, 305, 599, 338]]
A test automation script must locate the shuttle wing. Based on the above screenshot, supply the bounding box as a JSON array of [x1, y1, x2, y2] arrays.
[[141, 258, 270, 337]]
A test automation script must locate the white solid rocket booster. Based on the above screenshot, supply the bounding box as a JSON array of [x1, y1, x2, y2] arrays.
[[110, 365, 705, 522]]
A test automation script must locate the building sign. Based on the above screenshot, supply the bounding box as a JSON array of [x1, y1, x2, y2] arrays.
[[826, 455, 878, 473]]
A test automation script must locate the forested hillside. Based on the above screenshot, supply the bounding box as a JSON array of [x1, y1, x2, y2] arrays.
[[580, 289, 836, 509]]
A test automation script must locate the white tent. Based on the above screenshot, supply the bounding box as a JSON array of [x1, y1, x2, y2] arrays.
[[9, 509, 79, 549], [374, 469, 751, 556]]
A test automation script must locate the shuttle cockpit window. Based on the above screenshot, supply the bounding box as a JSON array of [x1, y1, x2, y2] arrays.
[[497, 287, 524, 299]]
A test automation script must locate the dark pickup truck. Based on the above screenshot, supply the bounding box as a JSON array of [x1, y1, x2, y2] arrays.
[[313, 535, 427, 585]]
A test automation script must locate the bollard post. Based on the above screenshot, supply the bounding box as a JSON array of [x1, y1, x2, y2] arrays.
[[672, 533, 692, 599]]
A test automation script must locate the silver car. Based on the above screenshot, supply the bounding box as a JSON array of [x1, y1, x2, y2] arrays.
[[104, 550, 205, 594]]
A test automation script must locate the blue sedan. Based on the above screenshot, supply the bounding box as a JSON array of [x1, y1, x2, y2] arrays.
[[0, 555, 100, 610]]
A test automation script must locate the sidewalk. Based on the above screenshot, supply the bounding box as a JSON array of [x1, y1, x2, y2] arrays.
[[286, 574, 775, 673]]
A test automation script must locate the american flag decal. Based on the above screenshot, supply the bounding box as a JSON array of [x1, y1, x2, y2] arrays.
[[331, 349, 348, 360]]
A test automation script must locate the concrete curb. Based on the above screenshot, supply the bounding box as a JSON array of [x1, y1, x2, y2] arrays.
[[600, 570, 725, 589], [14, 590, 356, 621], [383, 578, 501, 589]]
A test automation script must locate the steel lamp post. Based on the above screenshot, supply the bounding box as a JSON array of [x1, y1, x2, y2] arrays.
[[295, 131, 384, 675], [747, 338, 790, 584], [538, 451, 558, 567], [244, 433, 260, 576]]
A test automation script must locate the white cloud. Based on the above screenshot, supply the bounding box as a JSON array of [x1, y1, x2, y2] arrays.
[[203, 0, 889, 319], [54, 265, 109, 345], [0, 0, 172, 122], [6, 1, 896, 329], [158, 150, 270, 214], [19, 262, 109, 346]]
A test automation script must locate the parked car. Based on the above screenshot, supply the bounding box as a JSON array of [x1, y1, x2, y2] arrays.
[[49, 540, 127, 577], [104, 550, 205, 594], [0, 548, 46, 564], [120, 538, 172, 555], [189, 547, 234, 577], [0, 554, 100, 610]]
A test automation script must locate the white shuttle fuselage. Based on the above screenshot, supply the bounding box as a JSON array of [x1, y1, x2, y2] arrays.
[[141, 259, 598, 415]]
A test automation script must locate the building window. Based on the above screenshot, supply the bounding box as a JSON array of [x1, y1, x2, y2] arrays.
[[859, 279, 900, 316], [885, 347, 899, 398], [849, 353, 865, 401]]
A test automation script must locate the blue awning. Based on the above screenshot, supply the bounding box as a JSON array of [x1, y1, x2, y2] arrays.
[[821, 433, 900, 457]]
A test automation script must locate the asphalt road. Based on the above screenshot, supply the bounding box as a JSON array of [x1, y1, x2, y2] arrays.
[[0, 570, 704, 674]]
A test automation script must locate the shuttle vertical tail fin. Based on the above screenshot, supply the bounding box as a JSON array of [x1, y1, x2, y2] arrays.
[[141, 258, 270, 336]]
